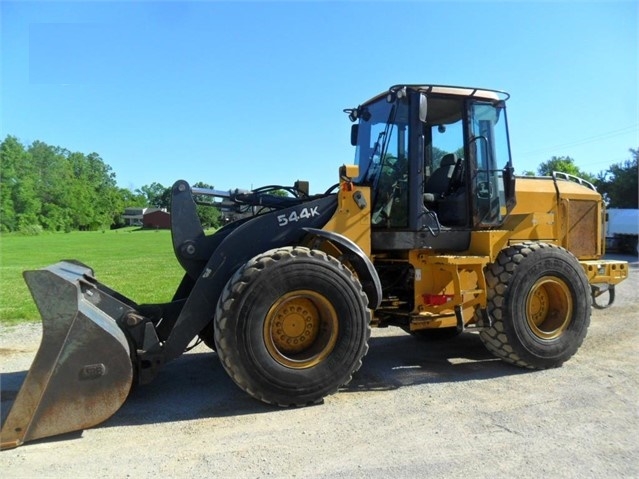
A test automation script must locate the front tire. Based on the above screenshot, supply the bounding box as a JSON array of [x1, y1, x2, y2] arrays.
[[479, 242, 591, 369], [214, 246, 371, 406]]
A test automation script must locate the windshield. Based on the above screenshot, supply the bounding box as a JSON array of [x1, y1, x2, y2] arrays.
[[352, 99, 403, 183], [351, 97, 410, 227]]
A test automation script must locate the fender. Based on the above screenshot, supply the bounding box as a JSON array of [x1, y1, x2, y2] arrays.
[[303, 228, 382, 309]]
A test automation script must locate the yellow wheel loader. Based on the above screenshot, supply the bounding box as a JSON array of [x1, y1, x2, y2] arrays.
[[1, 84, 629, 449]]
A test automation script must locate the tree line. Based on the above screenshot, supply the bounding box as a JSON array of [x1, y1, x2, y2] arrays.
[[0, 135, 636, 234], [0, 136, 221, 233]]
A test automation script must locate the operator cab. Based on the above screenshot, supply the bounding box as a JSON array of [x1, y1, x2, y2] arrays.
[[345, 84, 516, 251]]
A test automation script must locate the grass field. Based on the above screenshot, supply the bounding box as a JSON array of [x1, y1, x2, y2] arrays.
[[0, 228, 185, 325]]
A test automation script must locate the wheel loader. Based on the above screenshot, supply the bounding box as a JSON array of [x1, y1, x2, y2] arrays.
[[1, 84, 629, 450]]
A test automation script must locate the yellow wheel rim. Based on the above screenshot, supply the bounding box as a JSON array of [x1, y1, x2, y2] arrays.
[[264, 290, 338, 369], [526, 277, 573, 340]]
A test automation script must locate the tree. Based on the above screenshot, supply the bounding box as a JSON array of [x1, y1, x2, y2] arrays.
[[192, 181, 221, 229], [118, 187, 147, 208], [0, 136, 23, 231], [595, 148, 638, 208], [535, 156, 596, 183], [138, 182, 171, 210], [28, 142, 72, 228], [0, 136, 42, 232], [82, 152, 121, 230], [1, 136, 129, 232]]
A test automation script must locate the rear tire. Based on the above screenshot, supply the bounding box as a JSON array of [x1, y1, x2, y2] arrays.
[[479, 242, 591, 369], [214, 246, 371, 406]]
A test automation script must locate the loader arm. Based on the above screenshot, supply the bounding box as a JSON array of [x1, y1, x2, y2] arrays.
[[158, 182, 339, 362]]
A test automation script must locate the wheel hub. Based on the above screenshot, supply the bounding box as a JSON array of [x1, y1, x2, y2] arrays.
[[264, 291, 338, 369], [273, 300, 320, 354], [526, 277, 573, 340]]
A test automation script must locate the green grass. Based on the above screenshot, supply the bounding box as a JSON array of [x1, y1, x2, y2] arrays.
[[0, 228, 185, 324]]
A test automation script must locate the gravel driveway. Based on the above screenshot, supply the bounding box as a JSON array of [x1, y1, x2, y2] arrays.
[[1, 258, 637, 478]]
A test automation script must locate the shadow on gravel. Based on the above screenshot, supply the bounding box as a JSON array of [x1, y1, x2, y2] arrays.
[[342, 331, 528, 394], [1, 330, 529, 441], [1, 371, 28, 425]]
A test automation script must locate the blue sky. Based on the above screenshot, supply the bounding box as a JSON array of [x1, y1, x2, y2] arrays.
[[2, 0, 637, 193]]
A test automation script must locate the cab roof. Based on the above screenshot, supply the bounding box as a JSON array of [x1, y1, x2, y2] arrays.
[[362, 84, 510, 106]]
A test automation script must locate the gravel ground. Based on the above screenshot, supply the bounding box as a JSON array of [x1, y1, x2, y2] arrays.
[[1, 256, 638, 478]]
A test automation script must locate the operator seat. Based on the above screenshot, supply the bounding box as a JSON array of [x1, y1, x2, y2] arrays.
[[424, 153, 458, 203], [424, 153, 467, 227]]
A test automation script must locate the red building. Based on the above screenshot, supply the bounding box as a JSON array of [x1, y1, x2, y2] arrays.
[[143, 210, 171, 229]]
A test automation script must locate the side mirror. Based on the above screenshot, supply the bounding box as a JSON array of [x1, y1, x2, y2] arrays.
[[419, 93, 428, 122], [350, 124, 359, 146]]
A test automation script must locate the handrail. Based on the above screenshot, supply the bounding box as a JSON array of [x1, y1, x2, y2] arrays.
[[551, 171, 597, 191]]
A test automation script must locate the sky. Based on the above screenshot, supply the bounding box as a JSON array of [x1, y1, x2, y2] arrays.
[[1, 0, 637, 194]]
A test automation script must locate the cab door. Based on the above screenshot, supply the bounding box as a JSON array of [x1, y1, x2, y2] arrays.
[[469, 101, 515, 227]]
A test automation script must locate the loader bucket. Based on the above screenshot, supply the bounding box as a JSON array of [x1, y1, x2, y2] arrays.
[[1, 262, 134, 450]]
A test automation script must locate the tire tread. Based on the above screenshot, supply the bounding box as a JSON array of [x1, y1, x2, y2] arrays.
[[214, 246, 371, 407], [479, 242, 590, 369]]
